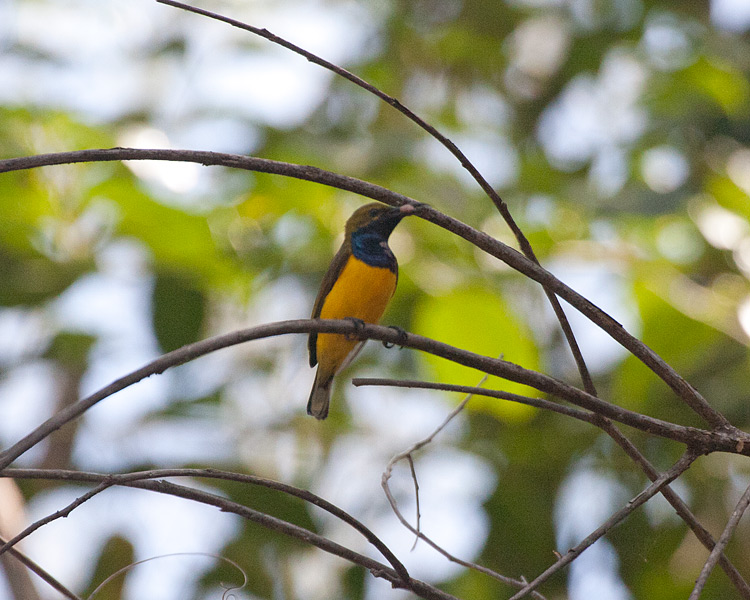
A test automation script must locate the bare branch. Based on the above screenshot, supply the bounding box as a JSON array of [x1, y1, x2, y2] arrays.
[[2, 469, 457, 600], [591, 419, 750, 598], [357, 378, 750, 597], [151, 0, 490, 209], [354, 378, 597, 425], [508, 450, 699, 600], [154, 0, 596, 398], [405, 453, 421, 551], [0, 467, 408, 583], [0, 482, 112, 558], [0, 535, 81, 600], [0, 319, 743, 472], [378, 377, 547, 598], [0, 318, 746, 473], [689, 481, 750, 600], [0, 148, 727, 429]]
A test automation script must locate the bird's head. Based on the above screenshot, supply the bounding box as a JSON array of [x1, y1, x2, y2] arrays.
[[344, 202, 415, 239]]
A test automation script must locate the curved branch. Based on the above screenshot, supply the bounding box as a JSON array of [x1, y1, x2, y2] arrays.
[[0, 468, 409, 583], [0, 319, 746, 472], [356, 378, 750, 596], [354, 378, 597, 424], [509, 450, 699, 599], [0, 535, 81, 600], [154, 0, 596, 400], [0, 148, 728, 429], [2, 468, 458, 600]]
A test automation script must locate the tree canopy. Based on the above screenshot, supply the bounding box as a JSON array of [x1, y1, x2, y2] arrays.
[[2, 0, 750, 599]]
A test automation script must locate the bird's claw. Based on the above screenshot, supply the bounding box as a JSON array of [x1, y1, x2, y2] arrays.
[[345, 317, 366, 340], [383, 325, 407, 349]]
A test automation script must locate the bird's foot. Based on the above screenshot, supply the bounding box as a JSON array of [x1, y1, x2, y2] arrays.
[[383, 325, 408, 349], [344, 317, 366, 340]]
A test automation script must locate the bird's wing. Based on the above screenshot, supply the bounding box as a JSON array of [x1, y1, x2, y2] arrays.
[[309, 243, 350, 367]]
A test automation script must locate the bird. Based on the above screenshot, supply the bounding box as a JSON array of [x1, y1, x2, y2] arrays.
[[307, 202, 415, 419]]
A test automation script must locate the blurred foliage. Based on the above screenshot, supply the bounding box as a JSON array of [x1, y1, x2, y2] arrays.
[[3, 0, 750, 599], [413, 286, 539, 421], [82, 536, 135, 600]]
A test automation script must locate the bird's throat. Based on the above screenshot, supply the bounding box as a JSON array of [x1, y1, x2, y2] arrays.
[[350, 230, 397, 270]]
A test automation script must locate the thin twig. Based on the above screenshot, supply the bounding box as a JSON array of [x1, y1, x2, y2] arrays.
[[406, 454, 420, 551], [384, 374, 483, 546], [2, 469, 455, 600], [0, 468, 409, 584], [689, 481, 750, 600], [154, 0, 596, 399], [382, 471, 547, 600], [0, 319, 745, 473], [354, 378, 597, 425], [378, 375, 546, 598], [509, 450, 699, 600], [88, 552, 246, 600], [0, 535, 82, 600], [592, 419, 750, 598], [0, 148, 728, 429], [0, 482, 113, 557], [355, 377, 750, 597]]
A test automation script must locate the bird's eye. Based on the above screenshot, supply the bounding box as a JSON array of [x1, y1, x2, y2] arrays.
[[369, 208, 379, 217]]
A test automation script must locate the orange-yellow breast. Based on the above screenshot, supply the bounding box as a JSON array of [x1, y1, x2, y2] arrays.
[[316, 255, 397, 374]]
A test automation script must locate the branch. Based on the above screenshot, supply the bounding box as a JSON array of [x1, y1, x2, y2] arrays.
[[151, 0, 492, 209], [1, 321, 746, 468], [509, 450, 699, 600], [354, 378, 598, 425], [0, 148, 727, 430], [378, 378, 547, 599], [154, 0, 596, 406], [689, 481, 750, 600], [0, 535, 81, 600], [2, 469, 457, 600], [591, 418, 750, 597], [0, 319, 744, 473], [358, 379, 750, 597], [0, 482, 112, 559], [0, 468, 408, 583]]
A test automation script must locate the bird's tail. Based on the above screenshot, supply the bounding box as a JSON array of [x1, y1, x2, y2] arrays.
[[307, 369, 332, 420]]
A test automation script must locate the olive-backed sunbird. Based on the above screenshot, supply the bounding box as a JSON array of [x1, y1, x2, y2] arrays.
[[307, 202, 414, 419]]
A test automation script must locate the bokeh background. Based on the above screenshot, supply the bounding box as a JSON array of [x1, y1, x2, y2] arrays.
[[2, 0, 750, 598]]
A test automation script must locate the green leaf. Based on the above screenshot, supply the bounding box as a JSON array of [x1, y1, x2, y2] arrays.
[[0, 246, 89, 306], [706, 174, 750, 220], [82, 534, 135, 600], [90, 175, 240, 286], [412, 286, 539, 422], [152, 272, 205, 353], [685, 57, 749, 116], [44, 331, 96, 367]]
